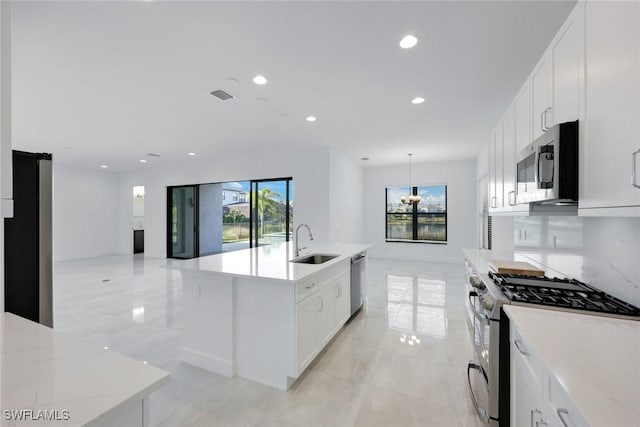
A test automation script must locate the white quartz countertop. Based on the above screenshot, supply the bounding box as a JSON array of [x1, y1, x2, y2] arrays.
[[504, 305, 640, 427], [168, 241, 372, 282], [463, 248, 579, 279], [1, 313, 169, 427]]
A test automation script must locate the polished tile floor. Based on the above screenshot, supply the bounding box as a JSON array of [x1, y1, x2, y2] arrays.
[[54, 255, 485, 427]]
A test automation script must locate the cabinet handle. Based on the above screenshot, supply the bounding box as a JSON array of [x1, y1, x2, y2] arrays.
[[305, 282, 316, 290], [540, 110, 545, 133], [536, 420, 549, 427], [531, 409, 542, 427], [543, 107, 552, 131], [509, 190, 516, 206], [556, 409, 570, 427], [491, 197, 497, 209], [319, 296, 323, 312], [632, 149, 640, 189], [514, 339, 529, 356]]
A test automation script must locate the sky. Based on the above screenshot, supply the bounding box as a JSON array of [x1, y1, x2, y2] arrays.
[[223, 180, 293, 202], [387, 185, 446, 211]]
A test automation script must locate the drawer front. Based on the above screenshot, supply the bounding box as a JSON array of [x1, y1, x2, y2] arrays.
[[296, 274, 320, 302], [547, 375, 589, 427], [510, 323, 542, 386]]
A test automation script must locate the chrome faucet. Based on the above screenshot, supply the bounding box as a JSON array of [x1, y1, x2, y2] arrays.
[[295, 224, 314, 257]]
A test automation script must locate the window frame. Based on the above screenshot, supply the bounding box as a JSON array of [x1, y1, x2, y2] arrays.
[[385, 185, 448, 244]]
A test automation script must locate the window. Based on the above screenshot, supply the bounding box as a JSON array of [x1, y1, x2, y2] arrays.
[[385, 185, 447, 243]]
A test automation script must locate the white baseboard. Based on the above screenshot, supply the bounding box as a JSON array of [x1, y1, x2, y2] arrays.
[[181, 347, 234, 377]]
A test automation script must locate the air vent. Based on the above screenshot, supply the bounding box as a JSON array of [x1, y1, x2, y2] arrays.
[[210, 89, 234, 101], [147, 153, 161, 157]]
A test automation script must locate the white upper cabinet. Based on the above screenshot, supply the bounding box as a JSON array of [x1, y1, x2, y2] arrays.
[[580, 0, 640, 214], [489, 123, 504, 213], [489, 130, 497, 210], [514, 80, 532, 154], [502, 105, 517, 210], [552, 2, 584, 126], [531, 54, 553, 141], [495, 122, 504, 210]]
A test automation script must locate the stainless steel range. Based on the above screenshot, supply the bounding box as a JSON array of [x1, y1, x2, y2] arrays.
[[464, 263, 640, 426]]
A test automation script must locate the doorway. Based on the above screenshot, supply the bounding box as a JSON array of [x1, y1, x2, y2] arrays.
[[250, 179, 293, 248], [133, 186, 145, 254], [167, 185, 198, 259], [166, 178, 292, 259]]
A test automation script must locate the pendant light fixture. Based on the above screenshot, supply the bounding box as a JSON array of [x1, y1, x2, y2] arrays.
[[400, 153, 422, 205]]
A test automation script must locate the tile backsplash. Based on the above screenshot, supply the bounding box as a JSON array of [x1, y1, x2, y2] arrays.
[[514, 216, 640, 307]]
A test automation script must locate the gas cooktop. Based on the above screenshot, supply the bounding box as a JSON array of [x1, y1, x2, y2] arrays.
[[488, 272, 640, 317]]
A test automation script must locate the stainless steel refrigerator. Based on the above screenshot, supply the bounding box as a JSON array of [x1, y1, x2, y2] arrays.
[[4, 150, 53, 327]]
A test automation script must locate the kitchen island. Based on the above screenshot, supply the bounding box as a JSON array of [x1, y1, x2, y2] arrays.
[[1, 313, 169, 427], [170, 241, 370, 390]]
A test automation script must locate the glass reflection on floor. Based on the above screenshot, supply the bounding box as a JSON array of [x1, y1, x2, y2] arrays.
[[386, 274, 448, 340]]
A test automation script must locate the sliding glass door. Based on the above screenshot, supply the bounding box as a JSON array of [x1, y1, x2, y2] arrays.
[[250, 179, 293, 248], [167, 178, 292, 258], [167, 185, 198, 259]]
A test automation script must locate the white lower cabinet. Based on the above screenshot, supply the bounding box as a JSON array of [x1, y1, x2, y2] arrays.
[[295, 293, 321, 374], [334, 272, 351, 326], [294, 265, 351, 376], [511, 322, 587, 427]]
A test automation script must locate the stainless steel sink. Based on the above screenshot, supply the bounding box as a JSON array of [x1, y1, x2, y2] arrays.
[[290, 253, 339, 265]]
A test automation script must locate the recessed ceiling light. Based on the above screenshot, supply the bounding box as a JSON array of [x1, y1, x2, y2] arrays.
[[252, 75, 267, 85], [139, 159, 147, 163], [188, 152, 196, 156], [411, 96, 425, 104], [399, 35, 418, 49], [306, 116, 317, 122], [100, 165, 108, 169]]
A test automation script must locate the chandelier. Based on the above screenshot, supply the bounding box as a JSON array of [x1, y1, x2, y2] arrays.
[[399, 153, 421, 205]]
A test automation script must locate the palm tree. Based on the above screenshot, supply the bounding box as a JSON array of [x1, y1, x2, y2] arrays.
[[254, 188, 282, 238]]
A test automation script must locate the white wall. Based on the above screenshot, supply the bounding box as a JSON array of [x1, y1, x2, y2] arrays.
[[53, 165, 121, 261], [199, 183, 223, 255], [363, 159, 477, 262], [117, 146, 332, 258], [328, 149, 364, 243]]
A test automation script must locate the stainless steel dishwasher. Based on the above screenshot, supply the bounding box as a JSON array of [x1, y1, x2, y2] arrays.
[[350, 252, 367, 317]]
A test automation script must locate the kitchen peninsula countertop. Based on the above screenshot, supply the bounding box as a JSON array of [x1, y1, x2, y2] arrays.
[[1, 313, 169, 426], [169, 241, 371, 282], [504, 305, 640, 427]]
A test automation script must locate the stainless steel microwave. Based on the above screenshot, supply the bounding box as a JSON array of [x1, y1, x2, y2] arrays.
[[516, 121, 578, 205]]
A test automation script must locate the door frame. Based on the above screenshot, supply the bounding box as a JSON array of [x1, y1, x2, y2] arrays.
[[166, 184, 200, 259], [249, 177, 293, 248]]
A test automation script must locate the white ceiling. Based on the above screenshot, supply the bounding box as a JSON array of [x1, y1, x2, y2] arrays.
[[11, 0, 576, 171]]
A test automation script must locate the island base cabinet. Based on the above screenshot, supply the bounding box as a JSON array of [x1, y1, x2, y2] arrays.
[[295, 294, 322, 374], [90, 398, 148, 427]]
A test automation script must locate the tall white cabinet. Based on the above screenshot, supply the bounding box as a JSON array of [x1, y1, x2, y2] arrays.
[[579, 1, 640, 215], [1, 1, 13, 218]]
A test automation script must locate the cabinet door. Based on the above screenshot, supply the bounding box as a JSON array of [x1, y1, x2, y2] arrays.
[[488, 131, 497, 210], [334, 273, 351, 326], [512, 349, 542, 427], [531, 54, 553, 140], [495, 122, 504, 210], [515, 80, 532, 153], [317, 285, 336, 347], [552, 2, 584, 125], [295, 295, 320, 374], [503, 106, 517, 209], [580, 1, 640, 211]]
